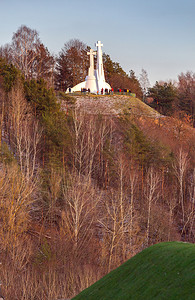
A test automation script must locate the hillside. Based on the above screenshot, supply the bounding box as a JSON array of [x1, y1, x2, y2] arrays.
[[63, 94, 161, 118], [72, 242, 195, 300], [61, 94, 194, 148], [0, 41, 194, 300], [0, 72, 194, 299]]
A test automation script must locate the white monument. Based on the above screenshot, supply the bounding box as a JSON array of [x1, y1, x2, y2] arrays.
[[67, 41, 111, 94]]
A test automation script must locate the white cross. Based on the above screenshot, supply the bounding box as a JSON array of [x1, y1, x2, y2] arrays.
[[87, 49, 96, 69], [95, 41, 103, 73], [96, 41, 103, 49]]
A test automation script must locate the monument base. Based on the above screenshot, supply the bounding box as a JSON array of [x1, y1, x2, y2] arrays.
[[85, 75, 97, 93], [69, 81, 86, 93]]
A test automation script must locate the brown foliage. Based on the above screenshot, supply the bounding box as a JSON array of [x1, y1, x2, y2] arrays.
[[0, 87, 194, 298]]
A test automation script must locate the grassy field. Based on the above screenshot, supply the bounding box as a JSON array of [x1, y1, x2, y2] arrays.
[[72, 242, 195, 300]]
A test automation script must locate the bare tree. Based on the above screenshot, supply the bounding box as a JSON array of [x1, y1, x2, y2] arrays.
[[11, 25, 41, 79], [144, 167, 160, 246], [0, 164, 37, 250], [99, 190, 125, 272], [188, 168, 195, 240], [165, 188, 177, 241], [0, 84, 5, 149], [181, 168, 195, 240], [178, 71, 195, 125], [129, 165, 138, 248], [173, 148, 189, 222], [31, 43, 55, 86], [61, 171, 100, 254], [46, 168, 62, 224], [6, 25, 55, 83], [0, 44, 12, 63], [71, 108, 110, 181], [99, 157, 139, 273], [71, 109, 94, 178], [139, 69, 150, 102], [115, 155, 138, 258], [7, 80, 42, 179]]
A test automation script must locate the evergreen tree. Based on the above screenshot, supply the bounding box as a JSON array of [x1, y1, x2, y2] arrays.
[[148, 81, 177, 115], [55, 39, 89, 91], [0, 58, 21, 92], [24, 79, 72, 167]]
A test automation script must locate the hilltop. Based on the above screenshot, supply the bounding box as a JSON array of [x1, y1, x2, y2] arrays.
[[61, 94, 161, 118], [73, 242, 195, 300]]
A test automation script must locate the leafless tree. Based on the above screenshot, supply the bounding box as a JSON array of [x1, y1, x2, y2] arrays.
[[165, 187, 177, 241], [144, 167, 160, 246], [31, 43, 55, 86], [0, 84, 5, 149], [129, 165, 138, 248], [7, 80, 42, 180], [11, 25, 41, 79], [181, 168, 195, 240], [99, 190, 125, 272], [173, 148, 189, 222], [188, 168, 195, 240], [139, 68, 150, 101], [4, 25, 55, 83], [0, 44, 12, 63], [0, 164, 37, 250], [71, 108, 110, 181], [115, 155, 138, 257], [177, 71, 195, 125], [99, 157, 139, 272], [61, 171, 100, 254]]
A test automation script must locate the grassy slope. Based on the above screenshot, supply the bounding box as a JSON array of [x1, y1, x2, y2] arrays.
[[72, 242, 195, 300], [113, 95, 161, 118], [71, 94, 161, 118]]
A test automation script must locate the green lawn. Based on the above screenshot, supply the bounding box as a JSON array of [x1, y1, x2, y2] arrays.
[[72, 242, 195, 300]]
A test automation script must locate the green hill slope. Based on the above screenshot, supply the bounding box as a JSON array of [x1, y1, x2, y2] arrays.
[[72, 242, 195, 300]]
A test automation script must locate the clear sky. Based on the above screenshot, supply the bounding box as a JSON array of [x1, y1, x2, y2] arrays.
[[0, 0, 194, 85]]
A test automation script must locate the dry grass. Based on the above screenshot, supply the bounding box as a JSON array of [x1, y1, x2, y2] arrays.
[[73, 95, 161, 118]]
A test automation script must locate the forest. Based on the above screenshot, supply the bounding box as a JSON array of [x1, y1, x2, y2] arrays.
[[0, 25, 194, 300]]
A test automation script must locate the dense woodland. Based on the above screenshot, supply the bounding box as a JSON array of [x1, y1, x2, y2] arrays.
[[0, 25, 194, 299]]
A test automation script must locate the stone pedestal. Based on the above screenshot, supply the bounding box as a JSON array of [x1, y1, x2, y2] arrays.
[[85, 75, 97, 93]]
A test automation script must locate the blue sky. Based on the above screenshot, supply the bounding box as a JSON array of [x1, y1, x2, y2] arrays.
[[0, 0, 194, 85]]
